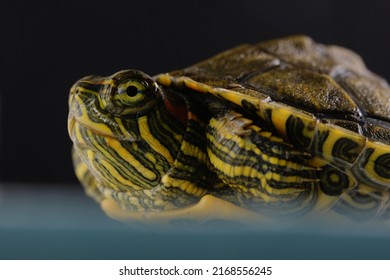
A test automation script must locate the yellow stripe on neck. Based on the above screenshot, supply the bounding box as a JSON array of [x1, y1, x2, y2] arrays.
[[138, 116, 175, 165]]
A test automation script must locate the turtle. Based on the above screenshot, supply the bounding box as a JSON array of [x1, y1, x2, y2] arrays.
[[68, 35, 390, 224]]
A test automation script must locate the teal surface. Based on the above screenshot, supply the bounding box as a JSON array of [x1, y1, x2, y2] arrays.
[[1, 184, 390, 259]]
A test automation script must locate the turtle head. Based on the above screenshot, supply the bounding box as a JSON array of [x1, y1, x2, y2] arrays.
[[68, 69, 161, 142], [68, 69, 186, 198]]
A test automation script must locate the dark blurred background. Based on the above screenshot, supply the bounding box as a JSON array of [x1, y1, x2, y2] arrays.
[[1, 0, 390, 185]]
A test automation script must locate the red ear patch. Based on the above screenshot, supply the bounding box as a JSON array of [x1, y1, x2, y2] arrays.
[[163, 98, 188, 126]]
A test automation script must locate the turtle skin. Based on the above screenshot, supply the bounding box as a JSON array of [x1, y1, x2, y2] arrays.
[[68, 35, 390, 223]]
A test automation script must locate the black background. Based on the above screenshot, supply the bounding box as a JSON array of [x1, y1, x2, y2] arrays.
[[1, 0, 390, 185]]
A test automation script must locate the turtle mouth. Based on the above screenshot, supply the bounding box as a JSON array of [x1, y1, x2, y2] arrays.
[[67, 112, 76, 139], [67, 108, 124, 147], [68, 112, 122, 144], [68, 87, 132, 142]]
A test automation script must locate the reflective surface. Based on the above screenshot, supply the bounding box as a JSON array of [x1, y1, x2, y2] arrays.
[[1, 184, 390, 259]]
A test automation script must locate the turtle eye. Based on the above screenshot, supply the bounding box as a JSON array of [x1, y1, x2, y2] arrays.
[[125, 85, 139, 97], [102, 70, 161, 117], [115, 80, 147, 106]]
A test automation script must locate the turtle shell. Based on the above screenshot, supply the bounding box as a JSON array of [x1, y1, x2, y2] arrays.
[[155, 35, 390, 220], [69, 35, 390, 224]]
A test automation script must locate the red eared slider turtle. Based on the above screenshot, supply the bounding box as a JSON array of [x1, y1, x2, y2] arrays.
[[68, 35, 390, 223]]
